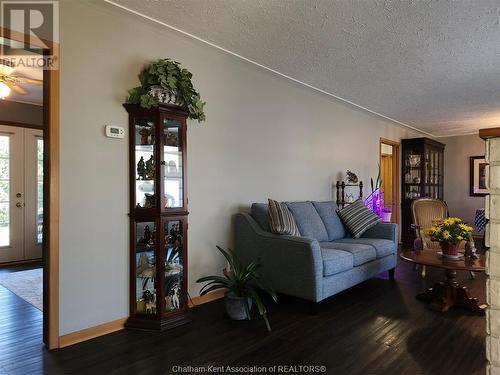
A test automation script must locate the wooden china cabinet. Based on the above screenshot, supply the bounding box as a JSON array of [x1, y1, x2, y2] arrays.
[[124, 103, 190, 330], [401, 137, 445, 245]]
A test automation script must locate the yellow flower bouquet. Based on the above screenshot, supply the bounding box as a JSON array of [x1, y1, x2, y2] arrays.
[[424, 217, 473, 256]]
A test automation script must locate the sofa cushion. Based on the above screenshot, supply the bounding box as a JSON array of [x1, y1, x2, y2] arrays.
[[337, 200, 381, 238], [333, 238, 396, 259], [321, 248, 354, 277], [312, 201, 346, 240], [320, 242, 376, 266], [268, 199, 301, 236], [286, 202, 329, 241], [251, 203, 271, 231]]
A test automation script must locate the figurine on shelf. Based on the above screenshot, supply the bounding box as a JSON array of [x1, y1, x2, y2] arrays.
[[145, 155, 155, 180], [346, 170, 358, 184], [145, 294, 156, 314], [142, 289, 154, 303], [165, 131, 178, 147], [167, 160, 178, 175], [139, 126, 152, 145], [165, 193, 176, 208], [137, 156, 146, 180], [144, 193, 155, 208], [171, 283, 180, 310], [170, 224, 179, 243], [148, 237, 155, 247], [165, 282, 180, 310], [144, 225, 152, 243]]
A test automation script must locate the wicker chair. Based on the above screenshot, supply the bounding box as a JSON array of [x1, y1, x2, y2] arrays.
[[411, 198, 469, 278]]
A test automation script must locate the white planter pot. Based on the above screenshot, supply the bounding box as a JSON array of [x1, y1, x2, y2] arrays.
[[381, 212, 392, 222]]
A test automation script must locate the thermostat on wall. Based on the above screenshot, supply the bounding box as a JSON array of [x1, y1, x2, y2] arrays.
[[105, 125, 124, 139]]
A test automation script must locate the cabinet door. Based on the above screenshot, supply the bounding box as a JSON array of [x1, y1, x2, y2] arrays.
[[133, 220, 157, 316], [133, 117, 157, 209], [403, 144, 422, 199], [161, 117, 186, 211], [161, 217, 186, 314]]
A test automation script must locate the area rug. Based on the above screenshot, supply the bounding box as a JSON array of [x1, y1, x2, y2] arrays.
[[0, 268, 43, 311]]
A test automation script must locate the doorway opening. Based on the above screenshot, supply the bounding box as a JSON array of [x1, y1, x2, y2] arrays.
[[0, 36, 47, 355], [380, 139, 400, 225]]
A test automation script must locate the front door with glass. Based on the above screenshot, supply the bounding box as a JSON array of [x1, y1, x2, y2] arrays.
[[0, 125, 43, 263]]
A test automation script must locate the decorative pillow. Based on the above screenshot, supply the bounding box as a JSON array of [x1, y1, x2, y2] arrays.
[[337, 200, 381, 239], [268, 199, 301, 236]]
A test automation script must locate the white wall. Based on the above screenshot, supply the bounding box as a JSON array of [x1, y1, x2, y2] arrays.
[[440, 134, 486, 226], [59, 0, 423, 335]]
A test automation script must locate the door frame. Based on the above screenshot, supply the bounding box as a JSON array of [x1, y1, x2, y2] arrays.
[[379, 138, 400, 227], [0, 27, 60, 349]]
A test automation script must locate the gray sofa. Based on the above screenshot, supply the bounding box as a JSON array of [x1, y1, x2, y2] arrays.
[[235, 201, 398, 304]]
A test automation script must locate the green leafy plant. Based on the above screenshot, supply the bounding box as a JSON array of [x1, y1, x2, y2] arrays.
[[127, 58, 206, 122], [369, 164, 382, 198], [196, 246, 277, 331]]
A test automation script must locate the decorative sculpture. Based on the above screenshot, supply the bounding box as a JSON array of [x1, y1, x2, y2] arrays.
[[137, 156, 146, 180], [465, 234, 479, 260], [346, 170, 359, 184], [139, 126, 152, 145], [145, 155, 155, 180]]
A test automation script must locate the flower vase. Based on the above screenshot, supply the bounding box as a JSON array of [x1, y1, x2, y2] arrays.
[[441, 242, 460, 257]]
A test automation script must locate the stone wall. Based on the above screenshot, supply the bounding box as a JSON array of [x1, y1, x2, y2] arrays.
[[485, 131, 500, 374]]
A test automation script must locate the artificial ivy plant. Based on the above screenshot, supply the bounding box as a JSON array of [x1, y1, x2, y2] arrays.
[[127, 58, 206, 122]]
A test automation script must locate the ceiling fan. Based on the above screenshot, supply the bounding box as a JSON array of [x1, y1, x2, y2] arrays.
[[0, 60, 42, 99]]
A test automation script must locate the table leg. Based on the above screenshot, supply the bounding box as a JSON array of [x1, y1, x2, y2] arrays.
[[416, 269, 486, 314]]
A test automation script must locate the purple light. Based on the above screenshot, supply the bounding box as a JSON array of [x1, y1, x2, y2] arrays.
[[364, 188, 386, 218]]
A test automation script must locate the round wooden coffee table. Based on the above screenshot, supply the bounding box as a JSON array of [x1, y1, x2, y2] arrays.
[[400, 250, 487, 314]]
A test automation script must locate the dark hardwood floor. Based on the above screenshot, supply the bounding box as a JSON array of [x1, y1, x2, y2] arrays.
[[0, 263, 44, 375], [0, 257, 486, 375]]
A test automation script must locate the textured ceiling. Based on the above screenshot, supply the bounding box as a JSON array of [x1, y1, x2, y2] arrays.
[[110, 0, 500, 136]]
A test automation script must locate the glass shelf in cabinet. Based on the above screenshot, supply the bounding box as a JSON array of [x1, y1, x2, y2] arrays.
[[136, 144, 154, 152]]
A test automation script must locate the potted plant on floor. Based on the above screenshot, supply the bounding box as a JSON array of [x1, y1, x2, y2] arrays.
[[196, 246, 277, 331]]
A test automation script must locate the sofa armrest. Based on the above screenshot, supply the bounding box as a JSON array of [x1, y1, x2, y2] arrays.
[[234, 213, 323, 302], [361, 222, 398, 243]]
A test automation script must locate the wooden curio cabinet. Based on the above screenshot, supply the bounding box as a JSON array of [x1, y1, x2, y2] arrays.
[[124, 103, 190, 330], [401, 137, 445, 245]]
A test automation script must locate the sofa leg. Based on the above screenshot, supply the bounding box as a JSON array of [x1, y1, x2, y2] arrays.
[[309, 301, 320, 315], [388, 268, 395, 281]]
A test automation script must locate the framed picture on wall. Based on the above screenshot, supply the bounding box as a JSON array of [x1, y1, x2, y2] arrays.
[[470, 156, 489, 196]]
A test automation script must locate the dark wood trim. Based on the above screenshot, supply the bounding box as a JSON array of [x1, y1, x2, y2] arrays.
[[479, 127, 500, 139], [469, 155, 488, 197], [42, 54, 51, 348], [0, 120, 43, 129], [0, 258, 42, 267]]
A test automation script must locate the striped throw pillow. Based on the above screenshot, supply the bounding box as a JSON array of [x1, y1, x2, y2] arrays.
[[268, 199, 301, 236], [337, 200, 381, 239]]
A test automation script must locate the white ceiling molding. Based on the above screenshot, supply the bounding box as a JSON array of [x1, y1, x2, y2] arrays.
[[105, 0, 500, 138]]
